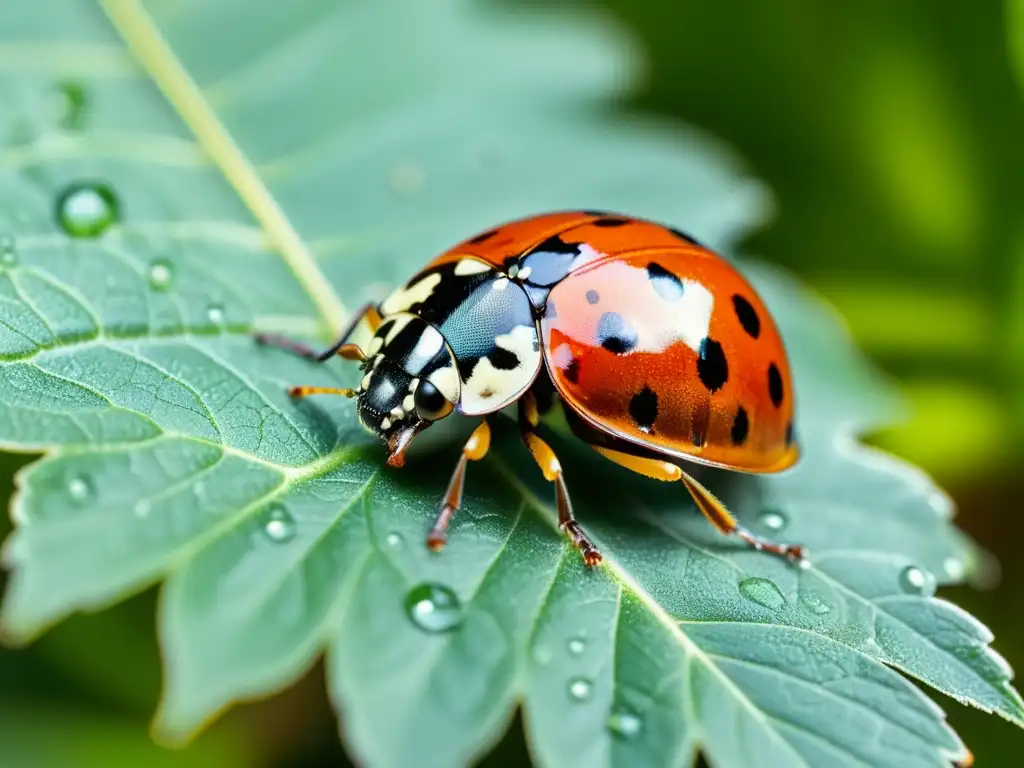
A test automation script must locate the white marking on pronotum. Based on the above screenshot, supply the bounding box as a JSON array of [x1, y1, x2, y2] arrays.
[[454, 258, 491, 276], [380, 417, 392, 430], [380, 273, 442, 315], [403, 394, 415, 412], [406, 325, 444, 370], [517, 265, 532, 281], [427, 363, 460, 403], [459, 324, 541, 415]]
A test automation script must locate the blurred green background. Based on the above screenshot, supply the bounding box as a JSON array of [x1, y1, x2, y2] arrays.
[[2, 0, 1023, 764]]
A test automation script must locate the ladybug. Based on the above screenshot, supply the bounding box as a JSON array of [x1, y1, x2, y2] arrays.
[[257, 211, 803, 567]]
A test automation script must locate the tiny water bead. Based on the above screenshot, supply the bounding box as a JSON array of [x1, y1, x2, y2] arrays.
[[55, 82, 87, 131], [738, 576, 786, 610], [567, 638, 586, 656], [607, 711, 643, 740], [568, 678, 593, 702], [943, 557, 965, 581], [148, 259, 174, 291], [899, 565, 931, 595], [206, 304, 225, 325], [67, 474, 93, 502], [133, 499, 151, 518], [799, 591, 831, 615], [385, 532, 403, 548], [262, 504, 297, 543], [404, 583, 464, 633], [756, 508, 787, 532], [56, 181, 119, 238], [0, 235, 16, 267]]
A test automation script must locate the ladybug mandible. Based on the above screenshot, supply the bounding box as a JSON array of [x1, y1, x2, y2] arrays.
[[257, 211, 803, 567]]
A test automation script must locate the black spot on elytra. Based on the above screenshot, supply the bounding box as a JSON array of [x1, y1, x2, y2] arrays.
[[592, 216, 630, 227], [596, 312, 638, 355], [629, 386, 658, 432], [468, 228, 498, 244], [563, 357, 580, 384], [586, 289, 600, 305], [487, 346, 520, 370], [768, 363, 784, 407], [668, 227, 702, 247], [646, 261, 684, 302], [731, 406, 749, 445], [785, 420, 794, 447], [732, 295, 760, 339], [697, 338, 728, 392]]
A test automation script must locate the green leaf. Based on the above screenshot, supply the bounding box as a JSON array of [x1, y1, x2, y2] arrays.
[[0, 2, 1019, 767]]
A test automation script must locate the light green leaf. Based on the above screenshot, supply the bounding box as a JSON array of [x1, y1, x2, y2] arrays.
[[0, 2, 1020, 767]]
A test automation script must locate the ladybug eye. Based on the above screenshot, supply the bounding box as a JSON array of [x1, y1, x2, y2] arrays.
[[413, 380, 453, 421]]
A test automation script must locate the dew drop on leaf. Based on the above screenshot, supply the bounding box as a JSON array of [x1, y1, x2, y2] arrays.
[[567, 678, 592, 702], [756, 508, 787, 532], [799, 591, 831, 615], [390, 162, 425, 195], [738, 576, 786, 610], [899, 565, 931, 595], [54, 81, 87, 131], [567, 638, 585, 656], [943, 557, 965, 581], [133, 499, 151, 518], [403, 583, 463, 633], [0, 235, 16, 267], [532, 645, 553, 666], [148, 260, 174, 291], [385, 532, 403, 548], [56, 182, 119, 238], [261, 504, 297, 543], [67, 474, 92, 502], [607, 711, 642, 740], [206, 303, 225, 325]]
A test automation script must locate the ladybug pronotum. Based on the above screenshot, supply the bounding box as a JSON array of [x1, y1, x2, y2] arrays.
[[257, 211, 803, 566]]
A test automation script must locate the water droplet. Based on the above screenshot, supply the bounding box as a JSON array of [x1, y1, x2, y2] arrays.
[[385, 532, 403, 548], [133, 499, 151, 518], [148, 259, 174, 291], [262, 504, 296, 543], [568, 678, 592, 701], [55, 82, 87, 131], [899, 565, 930, 595], [0, 235, 16, 267], [67, 475, 92, 502], [206, 303, 225, 325], [404, 583, 463, 633], [943, 557, 965, 581], [757, 508, 787, 532], [532, 645, 553, 666], [56, 182, 119, 238], [567, 638, 586, 656], [607, 711, 643, 739], [799, 591, 831, 615], [390, 162, 425, 195], [739, 576, 786, 610]]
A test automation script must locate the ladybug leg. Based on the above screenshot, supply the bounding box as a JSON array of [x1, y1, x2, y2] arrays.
[[255, 302, 382, 362], [426, 419, 492, 552], [518, 394, 602, 567], [592, 447, 805, 563]]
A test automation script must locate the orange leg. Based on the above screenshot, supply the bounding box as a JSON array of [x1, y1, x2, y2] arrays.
[[593, 446, 805, 562], [255, 302, 382, 363], [519, 394, 602, 567], [427, 420, 492, 551]]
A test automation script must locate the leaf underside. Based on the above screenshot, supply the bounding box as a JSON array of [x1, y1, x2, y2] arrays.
[[0, 2, 1020, 767]]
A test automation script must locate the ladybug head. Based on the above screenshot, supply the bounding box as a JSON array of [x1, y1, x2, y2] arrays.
[[355, 314, 460, 466]]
